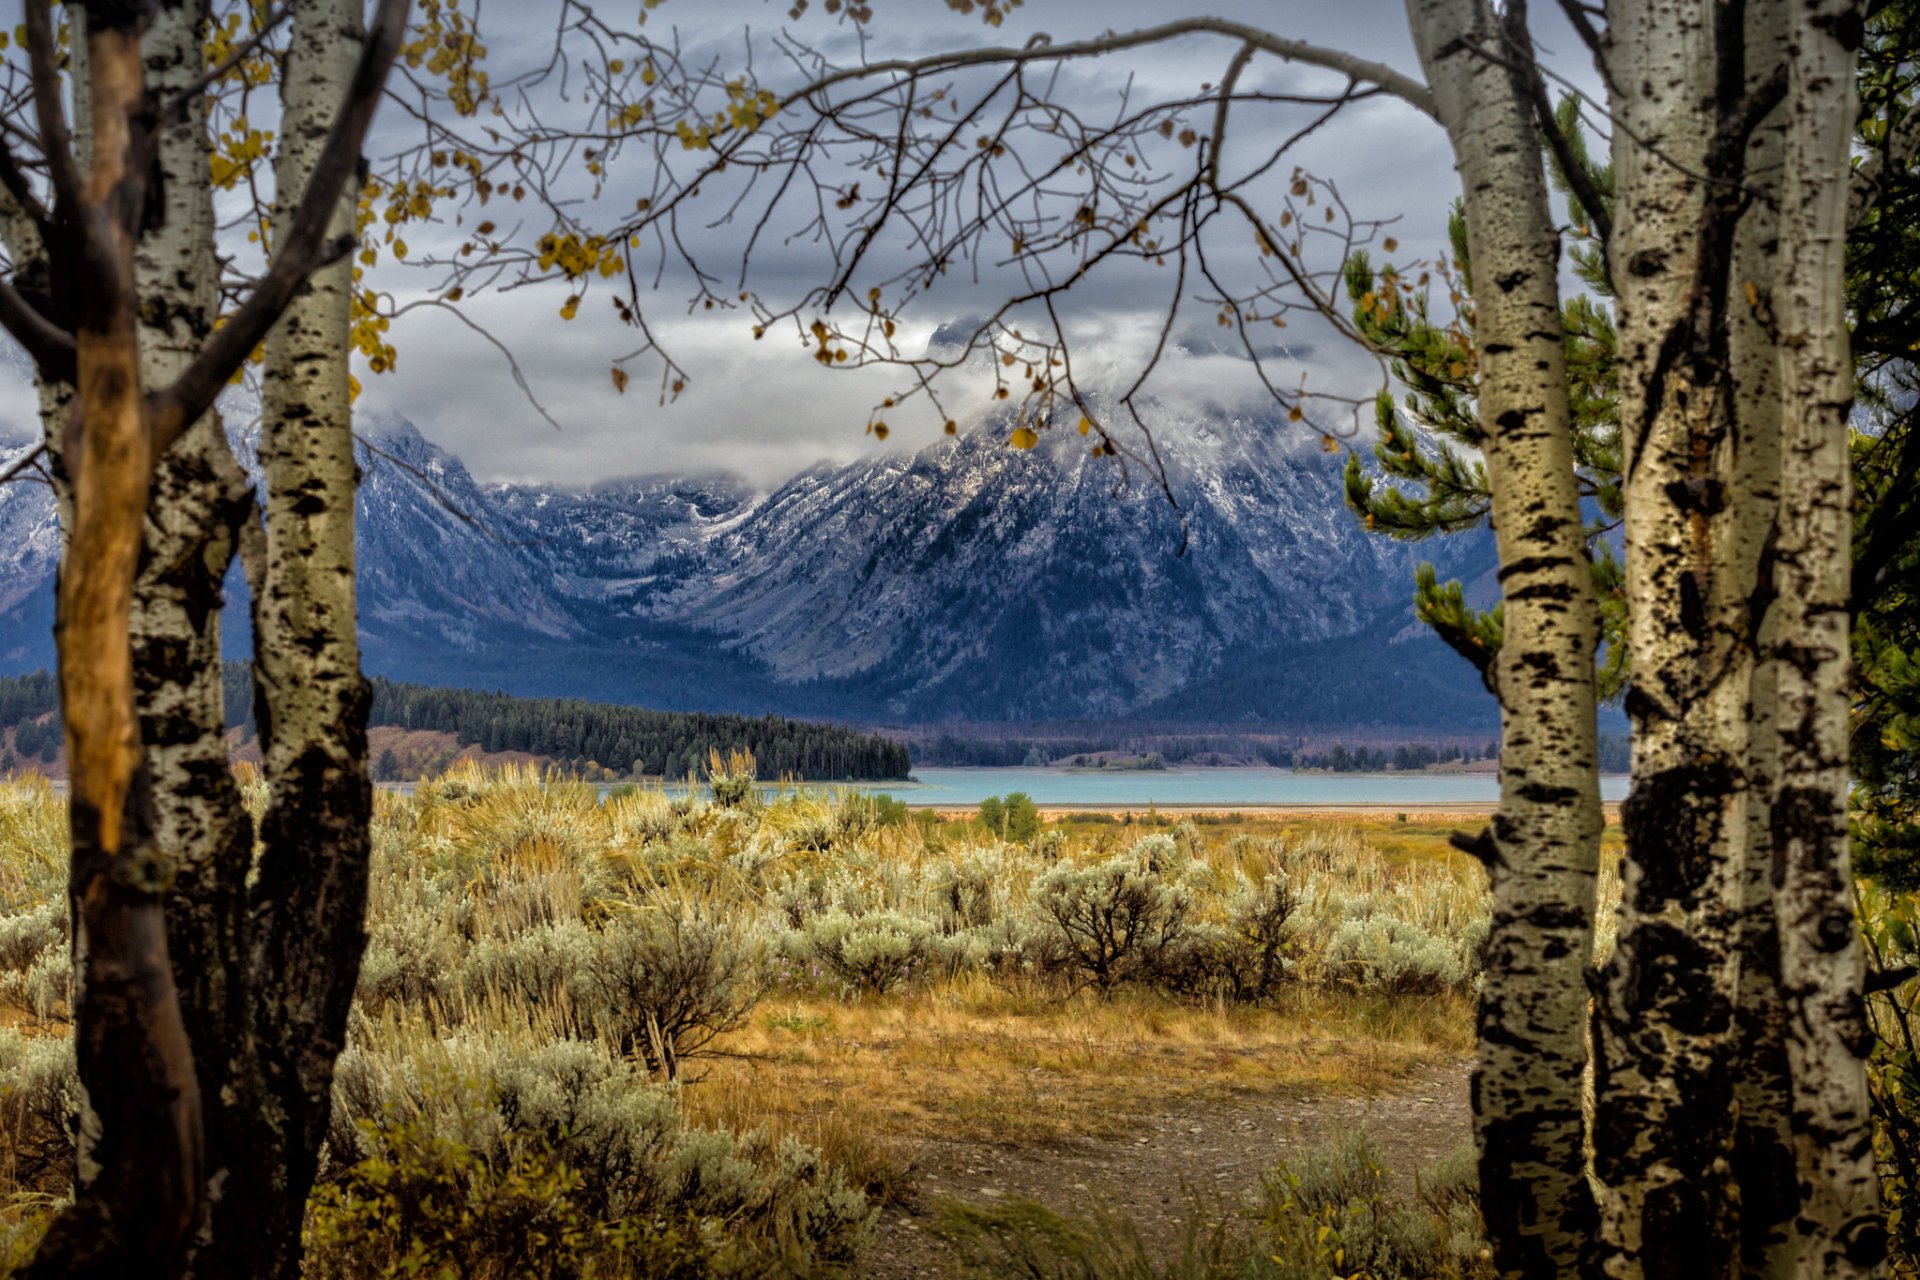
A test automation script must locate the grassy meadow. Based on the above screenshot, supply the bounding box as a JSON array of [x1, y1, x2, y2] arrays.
[[0, 761, 1624, 1277]]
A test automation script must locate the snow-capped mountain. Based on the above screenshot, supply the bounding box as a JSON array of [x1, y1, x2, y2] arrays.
[[0, 409, 1498, 728]]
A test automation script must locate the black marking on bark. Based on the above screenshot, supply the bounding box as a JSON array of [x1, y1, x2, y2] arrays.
[[1622, 758, 1736, 910], [1507, 581, 1578, 603], [1679, 569, 1709, 640], [1494, 268, 1530, 292], [1628, 248, 1669, 277], [1517, 781, 1583, 806], [1449, 825, 1503, 870], [1496, 552, 1575, 581], [1662, 475, 1728, 516]]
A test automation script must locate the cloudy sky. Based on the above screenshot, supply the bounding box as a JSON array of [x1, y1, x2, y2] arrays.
[[4, 0, 1603, 489]]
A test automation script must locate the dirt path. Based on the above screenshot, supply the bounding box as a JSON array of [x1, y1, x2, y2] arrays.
[[864, 1058, 1474, 1278]]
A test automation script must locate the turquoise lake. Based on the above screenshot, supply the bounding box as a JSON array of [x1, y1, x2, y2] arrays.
[[730, 767, 1633, 808]]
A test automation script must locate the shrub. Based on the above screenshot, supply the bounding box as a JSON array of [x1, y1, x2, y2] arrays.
[[1159, 873, 1300, 1002], [575, 902, 761, 1079], [1322, 913, 1467, 995], [357, 906, 462, 1010], [1032, 854, 1189, 994], [0, 1030, 78, 1194], [319, 1032, 872, 1278], [798, 909, 943, 993], [461, 920, 596, 1009], [706, 748, 758, 810]]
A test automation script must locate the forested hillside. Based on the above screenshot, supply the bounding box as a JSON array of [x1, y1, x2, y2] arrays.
[[0, 668, 911, 782]]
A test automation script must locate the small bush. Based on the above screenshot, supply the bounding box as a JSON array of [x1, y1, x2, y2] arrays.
[[1159, 874, 1299, 1002], [0, 1030, 78, 1194], [706, 748, 758, 810], [576, 902, 760, 1079], [318, 1032, 872, 1278], [1032, 854, 1189, 994], [798, 909, 944, 994], [1322, 913, 1466, 995]]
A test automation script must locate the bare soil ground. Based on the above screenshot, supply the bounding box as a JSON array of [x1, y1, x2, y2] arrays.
[[864, 1057, 1474, 1278]]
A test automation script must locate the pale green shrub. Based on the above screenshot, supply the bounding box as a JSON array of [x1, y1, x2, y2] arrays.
[[797, 909, 942, 993], [357, 906, 461, 1009], [0, 1029, 78, 1192], [1322, 913, 1467, 995], [320, 1030, 871, 1277], [461, 920, 596, 1008]]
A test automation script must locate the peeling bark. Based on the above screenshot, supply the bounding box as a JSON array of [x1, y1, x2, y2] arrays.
[[1405, 3, 1603, 1274]]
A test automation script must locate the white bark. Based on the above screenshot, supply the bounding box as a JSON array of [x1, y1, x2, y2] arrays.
[[1771, 0, 1883, 1272], [1404, 3, 1602, 1274], [240, 0, 378, 1269], [123, 3, 261, 1266], [1593, 0, 1782, 1270], [1726, 6, 1798, 1273]]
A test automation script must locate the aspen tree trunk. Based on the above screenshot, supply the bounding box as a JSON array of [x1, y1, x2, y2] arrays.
[[236, 0, 376, 1272], [125, 4, 264, 1272], [1404, 3, 1602, 1274], [1593, 0, 1755, 1271], [27, 10, 206, 1275], [1725, 5, 1800, 1271], [1770, 0, 1884, 1271]]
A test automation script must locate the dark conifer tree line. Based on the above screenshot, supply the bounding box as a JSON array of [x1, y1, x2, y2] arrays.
[[0, 667, 912, 782]]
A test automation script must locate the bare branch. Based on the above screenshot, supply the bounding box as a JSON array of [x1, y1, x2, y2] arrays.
[[797, 19, 1439, 122], [0, 275, 75, 379], [0, 442, 47, 487], [21, 0, 82, 219]]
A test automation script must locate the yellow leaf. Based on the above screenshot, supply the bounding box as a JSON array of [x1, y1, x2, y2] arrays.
[[1010, 426, 1038, 449], [1078, 416, 1092, 435], [872, 421, 889, 440], [611, 365, 629, 394], [560, 296, 580, 320]]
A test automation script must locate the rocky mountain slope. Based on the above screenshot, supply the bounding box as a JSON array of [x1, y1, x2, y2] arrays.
[[0, 409, 1498, 729]]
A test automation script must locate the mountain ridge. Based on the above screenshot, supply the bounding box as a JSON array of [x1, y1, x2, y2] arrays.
[[0, 404, 1499, 731]]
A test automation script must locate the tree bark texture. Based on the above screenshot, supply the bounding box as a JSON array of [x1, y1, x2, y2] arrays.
[[1404, 3, 1603, 1275], [1594, 0, 1759, 1272], [1725, 5, 1800, 1273], [1770, 0, 1884, 1271], [124, 3, 265, 1274], [239, 0, 376, 1273], [28, 10, 205, 1276]]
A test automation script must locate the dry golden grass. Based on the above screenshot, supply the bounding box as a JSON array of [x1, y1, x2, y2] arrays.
[[682, 974, 1473, 1204]]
